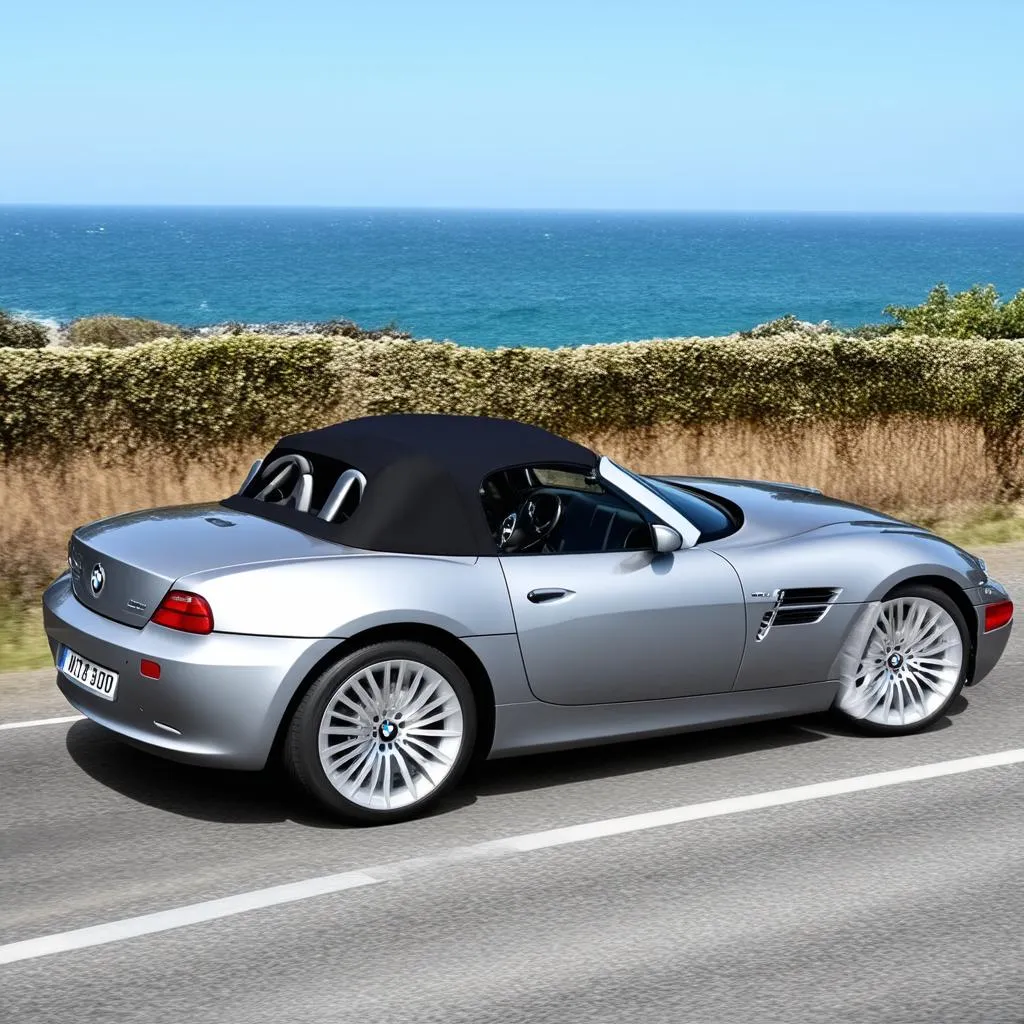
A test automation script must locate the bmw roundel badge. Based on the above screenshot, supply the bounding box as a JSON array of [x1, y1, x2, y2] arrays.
[[90, 563, 105, 596]]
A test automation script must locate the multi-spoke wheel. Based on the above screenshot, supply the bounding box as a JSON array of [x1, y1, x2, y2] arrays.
[[285, 642, 477, 824], [835, 584, 969, 734]]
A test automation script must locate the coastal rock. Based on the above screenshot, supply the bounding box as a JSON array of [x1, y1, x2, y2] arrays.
[[7, 315, 417, 347], [0, 310, 49, 349], [194, 319, 415, 341]]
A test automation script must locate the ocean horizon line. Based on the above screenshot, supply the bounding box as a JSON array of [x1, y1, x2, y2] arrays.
[[2, 203, 1024, 218]]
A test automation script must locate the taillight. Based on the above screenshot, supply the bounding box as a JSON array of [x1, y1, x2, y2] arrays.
[[151, 591, 214, 635], [984, 600, 1013, 633]]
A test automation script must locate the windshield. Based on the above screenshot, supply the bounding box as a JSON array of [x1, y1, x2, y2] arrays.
[[642, 477, 738, 541]]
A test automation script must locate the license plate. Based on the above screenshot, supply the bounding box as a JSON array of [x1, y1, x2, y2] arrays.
[[59, 645, 119, 701]]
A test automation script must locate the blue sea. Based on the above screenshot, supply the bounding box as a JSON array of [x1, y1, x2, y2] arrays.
[[1, 207, 1022, 347]]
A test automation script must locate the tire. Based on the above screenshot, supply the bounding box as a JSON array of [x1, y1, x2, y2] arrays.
[[284, 641, 477, 824], [833, 583, 970, 736]]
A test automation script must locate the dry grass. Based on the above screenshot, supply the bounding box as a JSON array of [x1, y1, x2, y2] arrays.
[[583, 417, 1000, 511], [0, 417, 1013, 595], [3, 417, 1024, 673], [1, 444, 264, 598]]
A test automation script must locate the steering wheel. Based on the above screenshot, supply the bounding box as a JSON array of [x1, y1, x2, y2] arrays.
[[498, 492, 563, 553], [252, 454, 313, 513]]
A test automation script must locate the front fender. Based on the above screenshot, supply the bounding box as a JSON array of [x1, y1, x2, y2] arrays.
[[713, 523, 988, 691], [715, 522, 985, 609], [787, 523, 987, 604], [854, 532, 987, 604]]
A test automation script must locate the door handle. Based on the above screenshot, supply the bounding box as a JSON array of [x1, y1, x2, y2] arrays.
[[527, 588, 574, 604]]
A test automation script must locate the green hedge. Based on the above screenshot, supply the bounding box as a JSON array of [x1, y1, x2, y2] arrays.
[[2, 331, 1024, 493]]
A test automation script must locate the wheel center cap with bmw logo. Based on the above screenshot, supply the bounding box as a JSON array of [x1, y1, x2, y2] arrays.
[[90, 563, 105, 596], [379, 719, 397, 741], [887, 652, 903, 669]]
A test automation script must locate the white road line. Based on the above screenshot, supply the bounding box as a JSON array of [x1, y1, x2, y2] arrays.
[[1, 746, 1022, 966], [494, 747, 1024, 851], [0, 872, 379, 965], [0, 714, 84, 731]]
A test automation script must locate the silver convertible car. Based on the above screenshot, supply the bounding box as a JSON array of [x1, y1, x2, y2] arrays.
[[44, 414, 1013, 823]]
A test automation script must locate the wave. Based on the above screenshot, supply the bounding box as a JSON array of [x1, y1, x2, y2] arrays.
[[5, 310, 64, 344], [2, 311, 416, 347]]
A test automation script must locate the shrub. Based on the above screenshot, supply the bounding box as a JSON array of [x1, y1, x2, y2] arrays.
[[885, 283, 1024, 339], [66, 315, 185, 348], [211, 318, 414, 340], [738, 315, 834, 339], [3, 331, 1024, 498], [839, 322, 899, 340], [0, 310, 48, 349]]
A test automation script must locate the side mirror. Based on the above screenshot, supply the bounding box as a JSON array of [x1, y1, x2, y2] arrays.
[[651, 524, 683, 553]]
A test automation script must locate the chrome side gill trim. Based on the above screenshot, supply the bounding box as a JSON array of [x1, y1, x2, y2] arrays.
[[756, 590, 785, 642], [756, 588, 843, 642]]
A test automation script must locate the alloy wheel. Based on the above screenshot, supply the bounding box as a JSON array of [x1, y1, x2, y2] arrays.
[[316, 659, 465, 811], [837, 595, 964, 727]]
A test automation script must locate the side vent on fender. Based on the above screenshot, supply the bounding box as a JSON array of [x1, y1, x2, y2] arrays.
[[756, 587, 843, 642]]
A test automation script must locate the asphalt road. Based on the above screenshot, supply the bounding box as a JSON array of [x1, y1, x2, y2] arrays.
[[2, 547, 1023, 1024]]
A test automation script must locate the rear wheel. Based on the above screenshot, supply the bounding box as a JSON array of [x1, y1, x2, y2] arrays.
[[834, 584, 969, 735], [285, 641, 476, 824]]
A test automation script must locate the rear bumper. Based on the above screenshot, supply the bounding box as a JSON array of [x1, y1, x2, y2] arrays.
[[968, 579, 1013, 687], [43, 574, 338, 769]]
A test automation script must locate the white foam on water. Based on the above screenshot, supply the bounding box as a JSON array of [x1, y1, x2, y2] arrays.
[[4, 310, 64, 344]]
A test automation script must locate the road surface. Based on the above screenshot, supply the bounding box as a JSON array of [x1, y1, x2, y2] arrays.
[[2, 547, 1023, 1023]]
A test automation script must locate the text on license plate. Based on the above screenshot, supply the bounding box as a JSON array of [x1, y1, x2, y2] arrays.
[[59, 646, 119, 701]]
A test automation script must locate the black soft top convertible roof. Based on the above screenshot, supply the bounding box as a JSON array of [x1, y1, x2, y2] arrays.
[[221, 414, 597, 556]]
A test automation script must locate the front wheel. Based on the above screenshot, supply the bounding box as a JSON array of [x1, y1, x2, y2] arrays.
[[833, 584, 969, 735], [284, 642, 477, 824]]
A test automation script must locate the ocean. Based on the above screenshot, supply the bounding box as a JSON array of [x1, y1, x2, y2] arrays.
[[1, 207, 1022, 348]]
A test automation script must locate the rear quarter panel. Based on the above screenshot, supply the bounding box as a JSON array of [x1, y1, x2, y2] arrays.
[[177, 552, 516, 640]]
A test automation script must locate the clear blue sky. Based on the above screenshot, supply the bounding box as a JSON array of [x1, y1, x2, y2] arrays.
[[2, 0, 1022, 211]]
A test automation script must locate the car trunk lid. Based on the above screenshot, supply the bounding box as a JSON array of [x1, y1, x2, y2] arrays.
[[69, 502, 348, 627]]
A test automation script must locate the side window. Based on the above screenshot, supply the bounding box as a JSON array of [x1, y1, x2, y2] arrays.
[[482, 465, 652, 555]]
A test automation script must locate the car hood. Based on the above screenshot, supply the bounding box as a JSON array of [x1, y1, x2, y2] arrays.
[[69, 503, 354, 627], [658, 476, 919, 546]]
